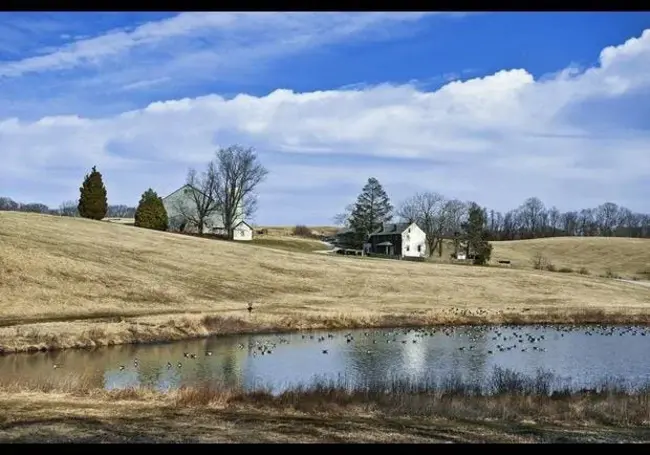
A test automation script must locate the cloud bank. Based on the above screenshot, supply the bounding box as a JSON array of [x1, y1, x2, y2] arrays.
[[1, 26, 649, 225]]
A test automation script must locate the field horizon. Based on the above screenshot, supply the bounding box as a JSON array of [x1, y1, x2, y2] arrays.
[[0, 211, 649, 354]]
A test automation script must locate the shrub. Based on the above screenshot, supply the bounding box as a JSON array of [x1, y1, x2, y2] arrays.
[[292, 225, 315, 238], [78, 165, 108, 220], [604, 268, 621, 279], [532, 252, 549, 270], [578, 267, 590, 275], [473, 241, 493, 265], [558, 267, 573, 273], [134, 189, 168, 231]]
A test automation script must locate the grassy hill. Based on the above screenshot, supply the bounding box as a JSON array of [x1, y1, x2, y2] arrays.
[[425, 237, 649, 280], [491, 237, 650, 279], [0, 212, 648, 352]]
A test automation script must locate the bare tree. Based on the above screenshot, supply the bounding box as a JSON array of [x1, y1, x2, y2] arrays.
[[187, 145, 268, 239], [397, 192, 446, 257], [175, 166, 222, 234], [547, 206, 561, 236], [333, 204, 355, 227], [0, 197, 19, 211], [443, 199, 467, 233], [519, 197, 546, 234], [107, 204, 135, 218], [59, 200, 79, 217], [596, 202, 619, 237], [213, 145, 268, 239], [20, 203, 50, 213]]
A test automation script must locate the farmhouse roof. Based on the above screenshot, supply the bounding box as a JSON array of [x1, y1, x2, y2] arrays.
[[161, 183, 211, 201], [234, 220, 253, 229], [369, 223, 411, 237]]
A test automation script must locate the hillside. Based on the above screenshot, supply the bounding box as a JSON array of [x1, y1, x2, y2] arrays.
[[491, 237, 650, 279], [0, 212, 649, 352], [258, 225, 340, 237]]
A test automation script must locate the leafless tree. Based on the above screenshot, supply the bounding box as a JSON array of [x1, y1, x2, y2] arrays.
[[175, 166, 222, 234], [333, 204, 355, 227], [181, 145, 268, 238], [107, 204, 135, 218], [547, 206, 561, 236], [0, 197, 19, 211], [59, 200, 79, 217], [443, 199, 467, 233], [519, 197, 546, 234], [211, 145, 268, 239], [596, 202, 619, 237], [397, 192, 447, 257]]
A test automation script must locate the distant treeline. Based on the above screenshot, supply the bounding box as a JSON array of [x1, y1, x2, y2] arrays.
[[0, 197, 135, 219], [484, 197, 650, 240]]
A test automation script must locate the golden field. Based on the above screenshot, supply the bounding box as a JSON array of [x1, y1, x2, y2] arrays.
[[490, 236, 650, 278], [0, 212, 649, 353]]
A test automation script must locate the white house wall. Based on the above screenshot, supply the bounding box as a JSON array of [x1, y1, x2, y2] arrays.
[[401, 222, 427, 257], [233, 224, 253, 241]]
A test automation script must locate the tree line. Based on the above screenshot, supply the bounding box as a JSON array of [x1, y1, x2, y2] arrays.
[[0, 196, 136, 218], [335, 177, 650, 261]]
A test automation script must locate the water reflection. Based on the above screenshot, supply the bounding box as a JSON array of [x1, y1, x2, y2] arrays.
[[2, 325, 650, 392]]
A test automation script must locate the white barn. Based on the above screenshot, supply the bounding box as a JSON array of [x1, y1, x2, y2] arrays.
[[161, 184, 253, 241]]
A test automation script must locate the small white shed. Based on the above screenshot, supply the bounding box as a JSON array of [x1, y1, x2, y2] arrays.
[[233, 221, 254, 241]]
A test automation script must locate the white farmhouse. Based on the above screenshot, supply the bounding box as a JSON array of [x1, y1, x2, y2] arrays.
[[365, 222, 427, 258], [161, 184, 253, 241]]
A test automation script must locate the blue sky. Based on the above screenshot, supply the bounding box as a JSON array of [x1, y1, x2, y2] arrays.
[[1, 12, 649, 225]]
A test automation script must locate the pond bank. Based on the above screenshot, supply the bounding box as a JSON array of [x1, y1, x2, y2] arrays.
[[2, 379, 650, 443], [2, 306, 650, 355]]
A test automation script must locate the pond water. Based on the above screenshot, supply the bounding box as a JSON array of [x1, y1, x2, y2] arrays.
[[2, 325, 650, 392]]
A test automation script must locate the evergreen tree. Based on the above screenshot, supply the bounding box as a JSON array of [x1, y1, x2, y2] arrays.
[[134, 189, 168, 231], [78, 166, 108, 220], [462, 202, 493, 265], [348, 177, 393, 247]]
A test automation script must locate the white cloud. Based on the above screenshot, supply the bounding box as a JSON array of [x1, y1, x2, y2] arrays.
[[0, 12, 438, 80], [1, 28, 650, 223]]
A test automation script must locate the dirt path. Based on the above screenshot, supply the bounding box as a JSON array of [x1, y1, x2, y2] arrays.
[[616, 279, 650, 288]]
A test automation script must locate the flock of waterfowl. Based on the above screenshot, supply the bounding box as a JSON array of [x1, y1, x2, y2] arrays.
[[49, 324, 650, 373]]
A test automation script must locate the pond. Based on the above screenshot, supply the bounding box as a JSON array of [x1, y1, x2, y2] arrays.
[[2, 325, 650, 392]]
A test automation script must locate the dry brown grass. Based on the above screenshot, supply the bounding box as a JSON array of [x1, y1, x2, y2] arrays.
[[0, 212, 649, 353], [102, 217, 135, 226], [258, 225, 339, 237], [491, 237, 650, 278], [250, 235, 329, 253], [1, 375, 650, 442]]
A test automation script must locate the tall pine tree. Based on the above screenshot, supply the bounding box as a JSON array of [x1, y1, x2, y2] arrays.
[[461, 202, 493, 265], [78, 166, 108, 220], [134, 189, 168, 231], [348, 177, 393, 247]]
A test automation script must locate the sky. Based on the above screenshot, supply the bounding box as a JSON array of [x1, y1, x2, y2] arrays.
[[1, 12, 649, 225]]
